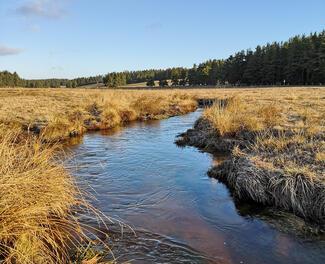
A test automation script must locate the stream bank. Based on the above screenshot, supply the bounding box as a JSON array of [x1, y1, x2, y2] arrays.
[[176, 116, 325, 227]]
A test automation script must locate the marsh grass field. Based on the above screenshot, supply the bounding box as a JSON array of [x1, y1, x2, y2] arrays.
[[177, 87, 325, 224], [0, 86, 324, 263]]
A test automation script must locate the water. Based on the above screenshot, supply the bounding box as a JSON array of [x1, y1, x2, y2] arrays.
[[66, 110, 325, 263]]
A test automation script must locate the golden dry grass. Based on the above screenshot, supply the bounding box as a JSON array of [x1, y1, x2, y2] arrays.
[[226, 128, 325, 222], [316, 151, 325, 162], [199, 88, 324, 183], [0, 130, 99, 263], [0, 88, 197, 142], [196, 87, 324, 133], [0, 86, 324, 261], [203, 97, 265, 136], [1, 87, 323, 140]]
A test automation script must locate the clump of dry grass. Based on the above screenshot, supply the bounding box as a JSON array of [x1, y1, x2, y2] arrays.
[[203, 97, 282, 137], [258, 103, 282, 128], [316, 151, 325, 163], [213, 129, 325, 222], [0, 130, 108, 263]]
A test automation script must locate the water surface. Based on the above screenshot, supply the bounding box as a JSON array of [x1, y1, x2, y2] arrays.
[[67, 110, 325, 263]]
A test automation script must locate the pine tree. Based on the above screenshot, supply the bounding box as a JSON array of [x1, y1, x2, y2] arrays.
[[146, 79, 155, 87]]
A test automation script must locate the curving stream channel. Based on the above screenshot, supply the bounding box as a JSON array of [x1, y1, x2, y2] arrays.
[[66, 110, 325, 264]]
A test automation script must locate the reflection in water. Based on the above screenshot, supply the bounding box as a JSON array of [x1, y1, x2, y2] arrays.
[[66, 110, 325, 264], [103, 226, 219, 264]]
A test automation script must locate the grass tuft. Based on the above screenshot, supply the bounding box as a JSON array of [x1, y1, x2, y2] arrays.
[[203, 97, 277, 136], [0, 131, 109, 263]]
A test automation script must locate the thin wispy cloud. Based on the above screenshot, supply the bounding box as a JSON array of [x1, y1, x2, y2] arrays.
[[0, 45, 23, 56], [15, 0, 66, 19]]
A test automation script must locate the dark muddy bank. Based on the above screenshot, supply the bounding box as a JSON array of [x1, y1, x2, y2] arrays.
[[176, 117, 325, 226]]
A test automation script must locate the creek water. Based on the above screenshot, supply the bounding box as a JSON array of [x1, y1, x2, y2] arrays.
[[66, 110, 325, 263]]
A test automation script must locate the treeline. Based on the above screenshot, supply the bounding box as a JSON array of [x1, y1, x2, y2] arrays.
[[0, 71, 103, 88], [102, 68, 188, 87], [65, 76, 103, 88], [0, 71, 25, 87], [103, 30, 325, 87], [0, 71, 68, 88], [2, 30, 325, 88]]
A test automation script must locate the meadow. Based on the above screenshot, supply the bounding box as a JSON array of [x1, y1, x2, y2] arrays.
[[0, 87, 324, 263]]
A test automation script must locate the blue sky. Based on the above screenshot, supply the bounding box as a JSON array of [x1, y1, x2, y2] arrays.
[[0, 0, 325, 79]]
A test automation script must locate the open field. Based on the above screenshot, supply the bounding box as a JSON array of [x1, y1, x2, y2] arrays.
[[119, 80, 163, 88], [0, 87, 324, 263], [1, 87, 323, 138]]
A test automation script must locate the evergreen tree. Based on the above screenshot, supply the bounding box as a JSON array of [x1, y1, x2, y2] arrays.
[[146, 79, 155, 87]]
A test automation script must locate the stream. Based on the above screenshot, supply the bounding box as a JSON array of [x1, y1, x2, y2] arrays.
[[66, 110, 325, 264]]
